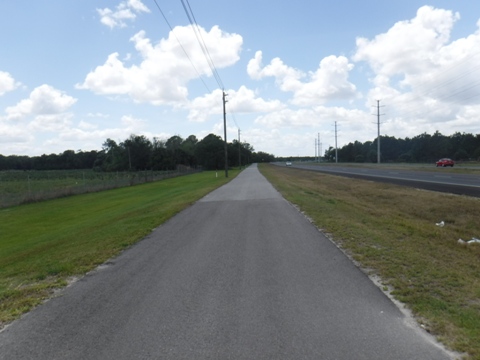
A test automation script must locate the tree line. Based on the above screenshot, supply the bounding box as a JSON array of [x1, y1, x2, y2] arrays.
[[324, 131, 480, 163], [0, 134, 275, 171]]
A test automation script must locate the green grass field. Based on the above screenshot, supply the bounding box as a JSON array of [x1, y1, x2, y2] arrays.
[[259, 163, 480, 359], [0, 169, 192, 208], [2, 163, 480, 358], [0, 169, 238, 327]]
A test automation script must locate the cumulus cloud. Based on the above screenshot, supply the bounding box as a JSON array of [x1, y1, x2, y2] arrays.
[[6, 84, 77, 121], [0, 123, 32, 143], [0, 71, 19, 96], [247, 51, 304, 92], [292, 56, 358, 106], [38, 114, 148, 156], [29, 113, 74, 132], [228, 86, 285, 113], [77, 26, 243, 105], [254, 106, 369, 129], [353, 6, 480, 107], [78, 120, 98, 130], [247, 51, 357, 105], [354, 6, 460, 76], [187, 86, 285, 122], [97, 0, 150, 29], [0, 83, 77, 152]]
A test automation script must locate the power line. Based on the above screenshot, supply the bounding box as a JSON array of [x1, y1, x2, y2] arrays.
[[151, 0, 237, 170], [150, 0, 212, 93], [180, 0, 225, 90], [229, 108, 239, 129], [386, 51, 480, 121]]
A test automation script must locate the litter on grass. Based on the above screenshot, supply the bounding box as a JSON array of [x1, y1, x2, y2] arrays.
[[435, 221, 445, 227], [458, 238, 480, 245]]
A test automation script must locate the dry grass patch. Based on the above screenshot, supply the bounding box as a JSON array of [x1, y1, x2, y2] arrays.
[[260, 164, 480, 359]]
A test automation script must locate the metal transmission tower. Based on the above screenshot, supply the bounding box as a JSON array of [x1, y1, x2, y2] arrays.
[[223, 91, 228, 177], [374, 100, 385, 164], [315, 133, 321, 162]]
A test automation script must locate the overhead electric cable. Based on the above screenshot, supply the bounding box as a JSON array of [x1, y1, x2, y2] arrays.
[[151, 0, 212, 93], [385, 54, 480, 122], [229, 109, 239, 129], [151, 0, 237, 134], [180, 0, 225, 90]]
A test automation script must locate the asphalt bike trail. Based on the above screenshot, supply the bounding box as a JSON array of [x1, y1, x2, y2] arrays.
[[0, 164, 454, 359]]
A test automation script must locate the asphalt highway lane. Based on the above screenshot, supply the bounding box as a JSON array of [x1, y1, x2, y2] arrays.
[[291, 164, 480, 197], [0, 165, 453, 359]]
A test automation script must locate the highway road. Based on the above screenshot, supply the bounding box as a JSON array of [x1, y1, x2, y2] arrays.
[[286, 163, 480, 197], [0, 164, 454, 359]]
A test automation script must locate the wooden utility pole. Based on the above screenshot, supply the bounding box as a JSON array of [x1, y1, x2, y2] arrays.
[[238, 129, 241, 169], [375, 100, 384, 164], [223, 91, 228, 177], [335, 121, 338, 163]]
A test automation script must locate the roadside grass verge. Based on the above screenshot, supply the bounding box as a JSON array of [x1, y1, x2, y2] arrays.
[[259, 163, 480, 359], [0, 169, 195, 209], [0, 170, 238, 328]]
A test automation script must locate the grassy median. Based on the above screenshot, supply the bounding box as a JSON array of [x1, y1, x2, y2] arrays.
[[259, 163, 480, 359], [0, 170, 238, 328]]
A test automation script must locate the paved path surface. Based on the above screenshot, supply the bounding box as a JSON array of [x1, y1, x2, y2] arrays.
[[0, 164, 453, 359], [288, 163, 480, 197]]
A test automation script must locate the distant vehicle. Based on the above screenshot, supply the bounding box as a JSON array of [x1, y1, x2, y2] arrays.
[[286, 161, 292, 166], [436, 158, 454, 167]]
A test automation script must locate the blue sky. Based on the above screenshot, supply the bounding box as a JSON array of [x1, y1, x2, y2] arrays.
[[1, 1, 479, 157]]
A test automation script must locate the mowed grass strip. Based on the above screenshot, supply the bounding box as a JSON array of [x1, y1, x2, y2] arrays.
[[0, 170, 238, 327], [259, 164, 480, 359]]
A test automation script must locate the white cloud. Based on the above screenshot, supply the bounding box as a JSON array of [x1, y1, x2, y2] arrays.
[[5, 84, 77, 121], [87, 112, 110, 119], [228, 86, 285, 113], [254, 105, 369, 130], [187, 86, 285, 122], [352, 4, 480, 137], [127, 0, 149, 13], [77, 26, 243, 105], [247, 51, 304, 92], [78, 120, 98, 130], [29, 113, 74, 132], [187, 89, 224, 122], [0, 71, 19, 96], [353, 6, 460, 77], [247, 51, 357, 105], [121, 114, 146, 128], [97, 0, 150, 29], [59, 120, 142, 143], [292, 56, 358, 106], [28, 114, 150, 155], [0, 123, 32, 143]]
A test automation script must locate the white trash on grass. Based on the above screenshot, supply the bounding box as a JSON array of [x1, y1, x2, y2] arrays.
[[458, 238, 480, 245]]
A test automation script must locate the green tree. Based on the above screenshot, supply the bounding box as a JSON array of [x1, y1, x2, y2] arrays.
[[96, 138, 126, 171], [121, 135, 152, 170], [195, 134, 224, 170], [151, 137, 169, 170], [181, 135, 198, 167]]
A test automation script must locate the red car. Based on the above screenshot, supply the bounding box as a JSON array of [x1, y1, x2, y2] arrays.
[[436, 158, 454, 167]]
